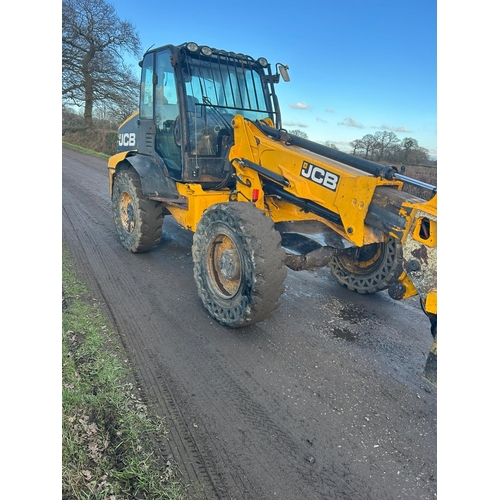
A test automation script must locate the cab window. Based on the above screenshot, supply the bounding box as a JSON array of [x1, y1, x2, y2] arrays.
[[140, 52, 154, 119]]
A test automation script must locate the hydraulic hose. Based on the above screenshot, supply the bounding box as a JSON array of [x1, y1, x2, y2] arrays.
[[255, 121, 398, 180]]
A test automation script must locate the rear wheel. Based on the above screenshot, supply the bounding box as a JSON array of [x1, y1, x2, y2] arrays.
[[112, 168, 163, 253], [192, 203, 287, 327], [328, 236, 403, 294]]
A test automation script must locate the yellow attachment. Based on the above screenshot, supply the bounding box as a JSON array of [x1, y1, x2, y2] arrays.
[[424, 289, 437, 315], [395, 271, 419, 299], [399, 194, 437, 314]]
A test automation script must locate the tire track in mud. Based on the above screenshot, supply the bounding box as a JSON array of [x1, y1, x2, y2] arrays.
[[62, 153, 229, 498], [130, 322, 363, 500]]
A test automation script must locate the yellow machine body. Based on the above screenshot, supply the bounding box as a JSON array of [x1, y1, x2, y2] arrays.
[[106, 41, 437, 384]]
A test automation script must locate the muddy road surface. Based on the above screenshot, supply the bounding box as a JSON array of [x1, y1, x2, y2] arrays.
[[62, 147, 436, 500]]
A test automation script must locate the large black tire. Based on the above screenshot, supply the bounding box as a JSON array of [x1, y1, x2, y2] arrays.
[[112, 168, 163, 253], [328, 236, 403, 294], [192, 203, 287, 327]]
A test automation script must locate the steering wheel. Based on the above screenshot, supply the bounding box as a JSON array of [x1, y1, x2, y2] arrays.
[[173, 116, 182, 146]]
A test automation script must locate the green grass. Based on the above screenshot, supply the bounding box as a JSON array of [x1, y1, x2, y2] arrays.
[[62, 141, 110, 160], [62, 247, 186, 499]]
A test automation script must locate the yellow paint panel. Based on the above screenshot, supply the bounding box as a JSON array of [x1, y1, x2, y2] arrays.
[[425, 290, 437, 315]]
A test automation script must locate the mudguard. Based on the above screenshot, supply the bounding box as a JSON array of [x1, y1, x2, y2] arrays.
[[121, 154, 179, 199]]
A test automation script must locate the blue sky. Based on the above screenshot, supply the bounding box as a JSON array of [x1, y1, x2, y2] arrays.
[[109, 0, 437, 158]]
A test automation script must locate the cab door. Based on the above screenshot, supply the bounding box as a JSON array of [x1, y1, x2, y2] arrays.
[[154, 49, 182, 178], [137, 52, 155, 156]]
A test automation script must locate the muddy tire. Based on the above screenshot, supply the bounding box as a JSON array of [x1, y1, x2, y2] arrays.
[[192, 203, 287, 327], [328, 236, 403, 294], [112, 168, 163, 253]]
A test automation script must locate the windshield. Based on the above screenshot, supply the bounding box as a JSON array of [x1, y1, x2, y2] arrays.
[[182, 54, 273, 122]]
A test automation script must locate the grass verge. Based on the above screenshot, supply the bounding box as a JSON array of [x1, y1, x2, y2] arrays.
[[62, 247, 185, 499], [62, 141, 110, 160]]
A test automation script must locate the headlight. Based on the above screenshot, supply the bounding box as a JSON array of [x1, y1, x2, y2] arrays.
[[186, 42, 199, 52], [200, 46, 213, 56], [258, 57, 269, 67]]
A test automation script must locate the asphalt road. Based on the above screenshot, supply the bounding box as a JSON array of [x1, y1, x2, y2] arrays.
[[62, 146, 436, 500]]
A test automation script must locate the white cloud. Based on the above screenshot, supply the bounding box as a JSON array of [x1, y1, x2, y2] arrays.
[[378, 124, 412, 133], [338, 117, 364, 129], [283, 120, 309, 128], [325, 108, 334, 113], [289, 102, 310, 110]]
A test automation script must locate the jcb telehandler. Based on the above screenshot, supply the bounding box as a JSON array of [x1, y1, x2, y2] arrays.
[[107, 42, 437, 384]]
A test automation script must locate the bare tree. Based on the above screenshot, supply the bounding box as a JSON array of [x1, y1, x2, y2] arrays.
[[323, 141, 338, 150], [288, 129, 309, 139], [398, 137, 429, 164], [351, 134, 430, 164], [350, 139, 364, 155], [62, 105, 85, 131], [357, 134, 378, 159], [62, 0, 141, 128], [372, 131, 400, 161]]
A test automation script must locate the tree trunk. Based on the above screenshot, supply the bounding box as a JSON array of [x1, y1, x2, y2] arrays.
[[84, 92, 93, 129], [83, 45, 95, 129]]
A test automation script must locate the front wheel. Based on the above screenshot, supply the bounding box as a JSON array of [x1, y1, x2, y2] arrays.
[[112, 167, 163, 253], [328, 236, 403, 294], [192, 203, 287, 327]]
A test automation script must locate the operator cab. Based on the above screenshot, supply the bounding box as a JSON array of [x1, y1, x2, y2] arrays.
[[133, 42, 287, 186]]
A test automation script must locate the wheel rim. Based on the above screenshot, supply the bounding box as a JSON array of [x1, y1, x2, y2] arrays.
[[340, 243, 384, 274], [119, 191, 135, 234], [207, 233, 242, 298], [329, 236, 403, 294]]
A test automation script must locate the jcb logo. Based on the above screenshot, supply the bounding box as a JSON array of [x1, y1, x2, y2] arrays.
[[300, 161, 339, 191], [118, 133, 136, 147]]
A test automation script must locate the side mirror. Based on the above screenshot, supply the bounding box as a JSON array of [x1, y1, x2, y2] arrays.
[[278, 63, 290, 82]]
